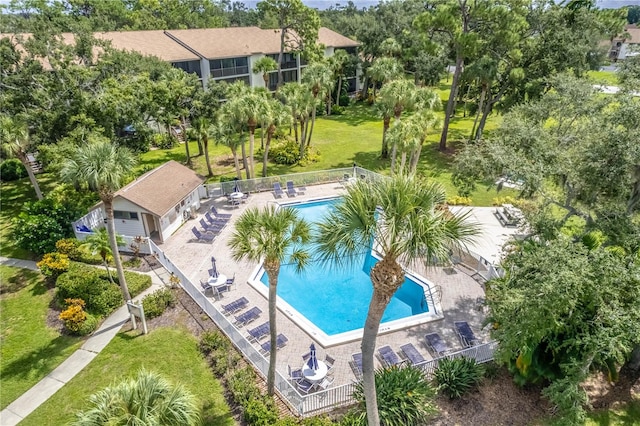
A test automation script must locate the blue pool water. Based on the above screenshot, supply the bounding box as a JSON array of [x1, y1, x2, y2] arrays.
[[259, 198, 429, 336]]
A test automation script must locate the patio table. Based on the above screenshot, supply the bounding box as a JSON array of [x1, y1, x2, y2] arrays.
[[208, 274, 228, 287], [302, 360, 328, 383]]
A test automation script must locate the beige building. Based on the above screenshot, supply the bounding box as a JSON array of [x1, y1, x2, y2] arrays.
[[609, 24, 640, 61]]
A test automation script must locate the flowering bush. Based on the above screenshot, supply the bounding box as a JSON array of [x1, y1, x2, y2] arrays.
[[59, 298, 87, 334], [37, 252, 70, 280], [55, 238, 81, 260]]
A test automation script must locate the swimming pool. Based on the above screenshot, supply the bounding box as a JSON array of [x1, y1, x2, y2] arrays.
[[249, 197, 443, 346]]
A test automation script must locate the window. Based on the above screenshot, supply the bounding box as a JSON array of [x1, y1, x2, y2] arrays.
[[217, 75, 250, 85], [172, 60, 202, 78], [113, 211, 139, 220], [267, 53, 297, 69], [268, 70, 298, 90], [210, 57, 250, 78]]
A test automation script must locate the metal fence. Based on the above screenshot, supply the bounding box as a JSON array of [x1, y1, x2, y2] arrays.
[[147, 238, 497, 417], [206, 166, 384, 196]]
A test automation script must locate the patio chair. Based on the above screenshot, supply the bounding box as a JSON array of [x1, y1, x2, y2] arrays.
[[286, 181, 297, 197], [220, 297, 248, 315], [302, 352, 311, 363], [288, 364, 304, 384], [247, 321, 270, 342], [454, 321, 480, 348], [425, 333, 450, 356], [351, 353, 363, 379], [296, 378, 316, 395], [225, 273, 236, 290], [378, 345, 403, 367], [191, 227, 215, 243], [400, 343, 426, 365], [324, 354, 335, 369], [205, 212, 228, 226], [260, 333, 288, 353], [317, 376, 334, 391], [234, 306, 262, 327], [273, 182, 284, 198], [199, 218, 223, 233], [210, 205, 232, 219]]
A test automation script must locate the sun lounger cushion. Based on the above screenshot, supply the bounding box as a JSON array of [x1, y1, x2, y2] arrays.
[[400, 343, 426, 365], [425, 333, 450, 355], [221, 297, 248, 315], [261, 334, 288, 353], [454, 321, 479, 347], [234, 306, 261, 326], [378, 345, 402, 367]]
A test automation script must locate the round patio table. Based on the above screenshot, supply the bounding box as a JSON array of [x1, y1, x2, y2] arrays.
[[208, 274, 228, 287], [302, 360, 328, 383]]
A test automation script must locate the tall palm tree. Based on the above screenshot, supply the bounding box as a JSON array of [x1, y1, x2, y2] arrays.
[[329, 49, 350, 109], [315, 175, 480, 426], [189, 117, 213, 176], [61, 137, 136, 302], [252, 56, 278, 91], [228, 205, 311, 395], [278, 82, 313, 152], [367, 57, 403, 100], [74, 369, 200, 426], [378, 79, 417, 165], [262, 99, 292, 177], [211, 117, 245, 180], [79, 228, 125, 284], [0, 115, 44, 200], [301, 61, 333, 153]]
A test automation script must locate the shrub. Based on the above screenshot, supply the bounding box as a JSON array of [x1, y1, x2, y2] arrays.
[[151, 133, 176, 149], [269, 136, 300, 165], [0, 158, 28, 181], [352, 365, 437, 426], [434, 357, 485, 399], [125, 270, 152, 297], [37, 252, 70, 280], [227, 366, 261, 406], [77, 313, 99, 335], [199, 330, 229, 355], [141, 288, 175, 319], [55, 238, 82, 260], [331, 105, 345, 115], [56, 263, 122, 316], [199, 331, 241, 376], [446, 196, 472, 206], [59, 298, 87, 333], [243, 398, 278, 426], [492, 195, 517, 206]]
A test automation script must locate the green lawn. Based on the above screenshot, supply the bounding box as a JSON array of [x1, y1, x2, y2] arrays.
[[0, 174, 59, 259], [586, 70, 619, 86], [22, 327, 234, 426], [0, 266, 83, 409], [139, 101, 509, 206], [586, 400, 640, 425]]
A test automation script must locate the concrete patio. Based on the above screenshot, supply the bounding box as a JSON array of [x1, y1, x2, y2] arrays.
[[156, 181, 513, 389]]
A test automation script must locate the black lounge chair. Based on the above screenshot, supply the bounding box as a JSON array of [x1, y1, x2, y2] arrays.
[[273, 182, 284, 198], [220, 297, 248, 315], [425, 333, 450, 356], [191, 227, 215, 242], [351, 353, 363, 378], [378, 345, 403, 367], [400, 343, 426, 365], [454, 321, 480, 347], [199, 218, 223, 233], [286, 181, 297, 197], [234, 306, 262, 327], [261, 333, 288, 353], [210, 205, 232, 219], [247, 321, 270, 342], [297, 378, 315, 395]]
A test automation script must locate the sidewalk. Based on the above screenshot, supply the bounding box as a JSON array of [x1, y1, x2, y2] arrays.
[[0, 260, 171, 425]]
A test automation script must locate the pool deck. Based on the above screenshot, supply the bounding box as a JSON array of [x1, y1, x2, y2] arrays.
[[157, 182, 508, 388]]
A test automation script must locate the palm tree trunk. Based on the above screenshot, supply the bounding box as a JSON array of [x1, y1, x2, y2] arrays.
[[230, 146, 242, 179], [104, 198, 131, 301], [360, 75, 369, 100], [409, 138, 426, 174], [326, 92, 332, 116], [102, 259, 114, 284], [336, 76, 343, 107], [299, 118, 308, 159], [470, 84, 487, 140], [264, 260, 281, 396], [241, 140, 250, 180], [440, 56, 464, 151], [380, 116, 391, 159], [474, 86, 505, 141], [400, 151, 407, 173], [203, 135, 213, 177], [390, 142, 398, 175], [294, 117, 299, 144], [262, 127, 274, 177], [306, 103, 317, 149], [248, 127, 256, 179], [18, 154, 43, 200], [181, 117, 191, 166]]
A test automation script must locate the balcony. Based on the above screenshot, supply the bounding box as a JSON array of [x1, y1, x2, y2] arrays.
[[211, 66, 249, 79]]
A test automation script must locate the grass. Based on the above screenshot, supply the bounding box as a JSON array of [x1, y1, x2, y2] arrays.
[[0, 265, 83, 409], [21, 327, 235, 426], [585, 400, 640, 425], [0, 174, 59, 259], [586, 70, 619, 86]]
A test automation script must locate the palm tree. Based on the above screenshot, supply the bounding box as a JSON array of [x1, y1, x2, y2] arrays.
[[252, 56, 278, 91], [79, 228, 125, 284], [189, 117, 213, 176], [378, 79, 417, 166], [315, 175, 480, 426], [0, 115, 44, 200], [367, 57, 403, 100], [74, 369, 200, 425], [278, 82, 313, 152], [301, 61, 333, 154], [329, 49, 350, 109], [380, 37, 402, 58], [228, 205, 311, 395], [61, 137, 136, 302], [211, 117, 244, 180], [262, 99, 292, 177]]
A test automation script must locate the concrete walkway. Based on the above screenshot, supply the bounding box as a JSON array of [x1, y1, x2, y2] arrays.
[[0, 259, 170, 425]]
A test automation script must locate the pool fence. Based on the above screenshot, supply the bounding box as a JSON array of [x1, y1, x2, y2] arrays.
[[147, 238, 498, 417]]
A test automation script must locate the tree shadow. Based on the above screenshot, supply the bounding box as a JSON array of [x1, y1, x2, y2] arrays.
[[325, 103, 379, 127]]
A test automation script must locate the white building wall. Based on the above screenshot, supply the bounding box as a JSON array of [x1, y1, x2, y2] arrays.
[[159, 188, 202, 241], [200, 57, 211, 88], [111, 198, 147, 237], [249, 54, 267, 88]]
